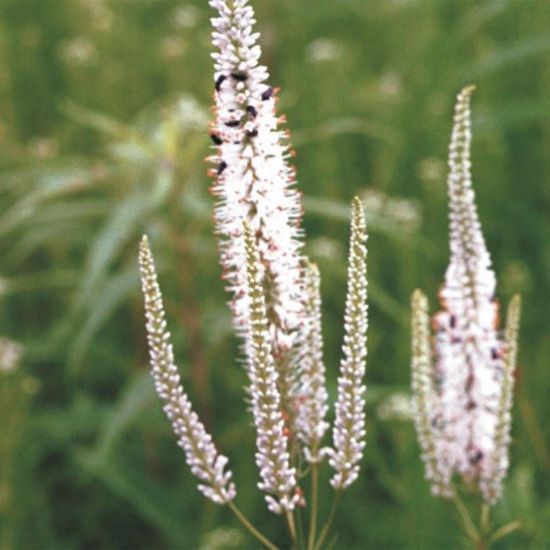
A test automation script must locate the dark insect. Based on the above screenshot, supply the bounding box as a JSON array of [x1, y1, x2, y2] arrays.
[[231, 71, 248, 82], [246, 129, 258, 138], [470, 451, 483, 465], [261, 87, 273, 101], [246, 105, 258, 118], [449, 314, 457, 328], [217, 161, 228, 175], [225, 120, 240, 127], [215, 74, 227, 92], [210, 133, 223, 145]]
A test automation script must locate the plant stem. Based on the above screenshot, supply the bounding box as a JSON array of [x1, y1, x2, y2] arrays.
[[286, 510, 299, 549], [452, 493, 480, 546], [480, 503, 491, 538], [227, 500, 279, 550], [488, 520, 521, 544], [307, 463, 319, 550], [315, 490, 341, 550]]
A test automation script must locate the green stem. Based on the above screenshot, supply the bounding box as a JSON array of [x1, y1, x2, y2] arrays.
[[488, 520, 521, 544], [315, 490, 341, 550], [307, 463, 319, 550], [227, 501, 279, 550], [452, 493, 480, 546], [480, 503, 491, 537], [286, 510, 298, 549]]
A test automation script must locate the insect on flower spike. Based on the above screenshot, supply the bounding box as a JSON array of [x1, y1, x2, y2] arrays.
[[208, 0, 305, 425], [411, 86, 521, 505], [330, 197, 368, 490], [138, 235, 236, 505], [242, 221, 299, 514], [437, 85, 504, 489]]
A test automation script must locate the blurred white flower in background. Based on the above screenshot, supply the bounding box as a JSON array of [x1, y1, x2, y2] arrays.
[[80, 0, 113, 32], [378, 71, 403, 99], [199, 527, 244, 550], [58, 36, 96, 66], [0, 337, 23, 374], [309, 236, 344, 261], [159, 35, 187, 59], [361, 188, 422, 232], [306, 38, 343, 63], [417, 156, 446, 183], [28, 137, 59, 160], [171, 4, 200, 30], [175, 95, 209, 129], [377, 392, 414, 421]]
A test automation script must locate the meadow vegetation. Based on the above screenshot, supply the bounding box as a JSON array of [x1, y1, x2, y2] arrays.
[[0, 1, 549, 548]]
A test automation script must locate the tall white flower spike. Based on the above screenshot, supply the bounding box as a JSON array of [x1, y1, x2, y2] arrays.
[[242, 222, 299, 514], [208, 0, 305, 419], [138, 236, 236, 505], [294, 261, 330, 463], [411, 86, 521, 504], [330, 197, 368, 490]]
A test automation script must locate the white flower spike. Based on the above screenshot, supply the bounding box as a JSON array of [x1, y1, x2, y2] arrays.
[[295, 261, 330, 463], [208, 0, 305, 419], [242, 221, 299, 514], [411, 86, 521, 504], [330, 197, 368, 490], [138, 236, 236, 505]]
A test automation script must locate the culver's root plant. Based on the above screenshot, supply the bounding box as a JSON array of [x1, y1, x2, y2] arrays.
[[138, 1, 368, 548], [411, 86, 522, 549], [136, 1, 522, 548]]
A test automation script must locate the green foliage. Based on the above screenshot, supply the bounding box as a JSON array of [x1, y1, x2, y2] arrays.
[[0, 0, 548, 548]]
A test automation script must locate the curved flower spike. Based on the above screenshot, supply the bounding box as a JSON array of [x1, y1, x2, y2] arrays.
[[138, 236, 236, 505], [330, 197, 368, 490]]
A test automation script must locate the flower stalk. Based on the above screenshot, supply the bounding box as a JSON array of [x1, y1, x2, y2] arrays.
[[242, 221, 299, 514], [138, 236, 236, 505], [410, 86, 522, 547], [329, 197, 368, 490], [208, 0, 305, 425]]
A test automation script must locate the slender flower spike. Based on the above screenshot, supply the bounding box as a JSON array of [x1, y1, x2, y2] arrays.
[[480, 294, 521, 503], [411, 86, 521, 504], [242, 222, 299, 514], [208, 0, 305, 418], [295, 261, 330, 462], [330, 197, 368, 490], [410, 289, 453, 497], [138, 236, 236, 505]]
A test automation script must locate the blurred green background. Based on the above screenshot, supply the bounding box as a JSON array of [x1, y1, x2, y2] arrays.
[[1, 0, 549, 548]]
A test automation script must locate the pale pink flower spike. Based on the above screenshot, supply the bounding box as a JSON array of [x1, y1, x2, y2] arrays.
[[411, 86, 521, 504]]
